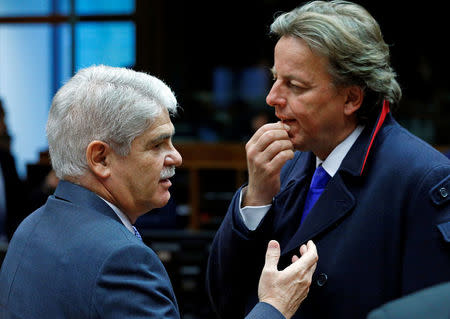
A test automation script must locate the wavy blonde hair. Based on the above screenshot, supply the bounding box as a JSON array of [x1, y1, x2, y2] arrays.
[[270, 0, 402, 122]]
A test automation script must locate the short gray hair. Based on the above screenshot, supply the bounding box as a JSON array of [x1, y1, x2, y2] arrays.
[[270, 0, 402, 122], [46, 65, 178, 179]]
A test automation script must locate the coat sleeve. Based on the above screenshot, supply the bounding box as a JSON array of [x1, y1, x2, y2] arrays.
[[92, 244, 180, 319], [401, 163, 450, 294], [206, 186, 274, 319]]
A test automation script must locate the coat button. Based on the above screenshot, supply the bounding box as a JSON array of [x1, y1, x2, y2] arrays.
[[440, 187, 448, 198], [316, 273, 328, 287]]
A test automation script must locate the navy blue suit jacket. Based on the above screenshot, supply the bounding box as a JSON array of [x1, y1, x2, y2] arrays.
[[0, 181, 283, 319], [0, 181, 180, 318], [207, 109, 450, 319]]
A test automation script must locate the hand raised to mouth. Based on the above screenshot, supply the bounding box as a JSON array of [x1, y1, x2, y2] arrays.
[[243, 121, 294, 207]]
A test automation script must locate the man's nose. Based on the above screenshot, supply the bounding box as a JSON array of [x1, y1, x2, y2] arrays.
[[266, 81, 286, 108], [167, 146, 182, 167]]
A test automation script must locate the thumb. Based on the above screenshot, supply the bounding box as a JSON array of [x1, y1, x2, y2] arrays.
[[264, 240, 281, 271]]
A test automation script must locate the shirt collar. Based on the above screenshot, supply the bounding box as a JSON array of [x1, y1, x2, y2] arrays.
[[99, 197, 135, 234], [317, 125, 364, 177]]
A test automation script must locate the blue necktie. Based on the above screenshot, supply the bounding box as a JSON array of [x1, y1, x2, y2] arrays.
[[132, 226, 142, 241], [301, 165, 331, 224]]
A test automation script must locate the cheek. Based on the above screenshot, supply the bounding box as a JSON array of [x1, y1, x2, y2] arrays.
[[290, 103, 315, 130]]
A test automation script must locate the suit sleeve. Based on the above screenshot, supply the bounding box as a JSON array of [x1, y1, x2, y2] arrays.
[[401, 163, 450, 294], [206, 186, 274, 318], [245, 302, 285, 319], [92, 244, 180, 319]]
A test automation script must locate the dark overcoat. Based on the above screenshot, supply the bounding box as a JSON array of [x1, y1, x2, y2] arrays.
[[207, 107, 450, 319]]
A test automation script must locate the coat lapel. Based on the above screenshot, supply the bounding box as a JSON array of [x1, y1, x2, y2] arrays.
[[279, 103, 392, 256], [281, 173, 356, 255], [270, 152, 314, 248]]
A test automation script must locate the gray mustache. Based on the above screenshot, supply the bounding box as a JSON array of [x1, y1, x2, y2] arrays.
[[160, 166, 175, 179]]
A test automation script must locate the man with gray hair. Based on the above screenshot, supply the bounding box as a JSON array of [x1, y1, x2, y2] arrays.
[[0, 65, 318, 318], [207, 1, 450, 319]]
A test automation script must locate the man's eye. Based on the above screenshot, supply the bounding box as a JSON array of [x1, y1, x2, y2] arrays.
[[289, 82, 305, 90]]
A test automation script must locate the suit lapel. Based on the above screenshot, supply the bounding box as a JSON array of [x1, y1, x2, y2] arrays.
[[281, 172, 356, 255]]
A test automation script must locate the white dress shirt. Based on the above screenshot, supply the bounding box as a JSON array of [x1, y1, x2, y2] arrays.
[[100, 197, 135, 234], [239, 125, 364, 230]]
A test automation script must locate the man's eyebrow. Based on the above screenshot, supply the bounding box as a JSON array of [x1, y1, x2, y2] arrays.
[[149, 131, 175, 145], [271, 67, 312, 86]]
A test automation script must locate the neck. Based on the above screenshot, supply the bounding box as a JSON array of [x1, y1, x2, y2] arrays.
[[315, 122, 358, 161], [75, 172, 138, 224]]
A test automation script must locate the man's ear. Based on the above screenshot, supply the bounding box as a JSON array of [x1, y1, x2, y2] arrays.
[[86, 140, 112, 179], [343, 86, 364, 116]]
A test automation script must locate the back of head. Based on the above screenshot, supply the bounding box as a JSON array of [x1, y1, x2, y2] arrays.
[[46, 65, 178, 179], [270, 0, 402, 123]]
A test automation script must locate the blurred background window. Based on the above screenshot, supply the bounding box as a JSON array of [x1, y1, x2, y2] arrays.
[[0, 0, 135, 177]]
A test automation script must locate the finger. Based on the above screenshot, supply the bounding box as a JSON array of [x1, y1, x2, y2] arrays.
[[263, 240, 281, 271], [291, 243, 306, 263], [262, 139, 294, 163], [253, 129, 291, 154], [285, 241, 318, 272], [299, 243, 307, 256], [299, 240, 318, 267], [306, 240, 316, 254], [305, 241, 319, 270], [247, 123, 290, 152], [249, 122, 289, 143], [267, 149, 295, 171]]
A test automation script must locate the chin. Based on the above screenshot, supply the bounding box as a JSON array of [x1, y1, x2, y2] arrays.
[[292, 141, 307, 152], [153, 193, 171, 209]]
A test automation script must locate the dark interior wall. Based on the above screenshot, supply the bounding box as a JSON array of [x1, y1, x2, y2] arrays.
[[136, 0, 450, 144]]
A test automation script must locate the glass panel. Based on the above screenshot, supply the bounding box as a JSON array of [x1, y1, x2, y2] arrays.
[[76, 0, 135, 15], [55, 0, 71, 15], [55, 24, 72, 89], [0, 0, 51, 16], [0, 24, 53, 177], [75, 21, 135, 70], [0, 0, 133, 17]]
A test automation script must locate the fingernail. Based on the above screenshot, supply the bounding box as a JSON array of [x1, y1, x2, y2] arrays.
[[283, 124, 290, 131], [268, 240, 279, 248]]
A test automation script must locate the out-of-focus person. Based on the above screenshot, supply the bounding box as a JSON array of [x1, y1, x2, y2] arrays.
[[0, 99, 25, 242]]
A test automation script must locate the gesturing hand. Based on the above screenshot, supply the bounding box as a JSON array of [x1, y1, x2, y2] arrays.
[[243, 122, 294, 207], [258, 240, 318, 319]]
